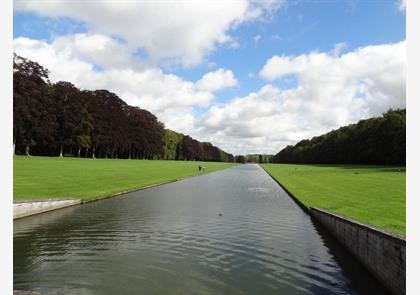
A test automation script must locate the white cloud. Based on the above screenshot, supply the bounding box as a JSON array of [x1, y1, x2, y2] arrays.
[[194, 85, 313, 154], [196, 68, 237, 92], [15, 0, 284, 67], [193, 41, 406, 154], [259, 42, 406, 115], [51, 34, 144, 70]]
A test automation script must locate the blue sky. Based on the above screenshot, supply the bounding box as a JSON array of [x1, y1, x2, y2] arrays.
[[13, 0, 406, 154]]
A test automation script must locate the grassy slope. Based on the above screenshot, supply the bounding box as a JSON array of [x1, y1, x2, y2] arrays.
[[261, 163, 405, 235], [14, 156, 237, 201]]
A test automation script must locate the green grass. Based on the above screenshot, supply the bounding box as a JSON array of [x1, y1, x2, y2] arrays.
[[14, 156, 237, 201], [261, 163, 405, 235]]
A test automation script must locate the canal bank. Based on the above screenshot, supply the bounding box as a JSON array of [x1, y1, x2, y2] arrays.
[[260, 164, 406, 295], [13, 166, 232, 220], [13, 199, 81, 219]]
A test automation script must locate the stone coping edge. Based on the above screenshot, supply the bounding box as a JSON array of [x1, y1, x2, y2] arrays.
[[310, 207, 405, 243]]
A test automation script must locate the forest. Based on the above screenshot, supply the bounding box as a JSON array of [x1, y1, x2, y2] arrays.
[[13, 54, 234, 162], [272, 109, 406, 165]]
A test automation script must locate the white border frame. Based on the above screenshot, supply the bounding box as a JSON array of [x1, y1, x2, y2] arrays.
[[2, 1, 419, 294], [0, 0, 13, 294]]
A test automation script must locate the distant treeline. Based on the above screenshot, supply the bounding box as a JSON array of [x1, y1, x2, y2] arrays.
[[273, 109, 406, 165], [13, 53, 234, 162], [234, 154, 273, 163]]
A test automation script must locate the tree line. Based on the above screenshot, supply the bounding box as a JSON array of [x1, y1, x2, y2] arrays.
[[13, 53, 234, 162], [272, 109, 406, 165], [234, 154, 273, 164]]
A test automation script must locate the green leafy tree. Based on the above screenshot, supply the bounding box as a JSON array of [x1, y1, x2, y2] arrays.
[[273, 109, 406, 165]]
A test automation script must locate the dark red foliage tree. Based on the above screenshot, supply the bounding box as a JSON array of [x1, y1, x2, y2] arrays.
[[51, 81, 93, 157], [86, 89, 128, 158], [126, 106, 164, 159], [13, 53, 56, 155]]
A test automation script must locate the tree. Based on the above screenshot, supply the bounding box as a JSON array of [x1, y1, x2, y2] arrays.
[[126, 106, 164, 159], [51, 81, 93, 157], [13, 53, 53, 155], [161, 129, 183, 160], [87, 89, 128, 158], [235, 155, 246, 163]]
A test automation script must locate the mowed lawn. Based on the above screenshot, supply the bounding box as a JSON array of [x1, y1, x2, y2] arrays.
[[261, 164, 405, 235], [14, 156, 237, 201]]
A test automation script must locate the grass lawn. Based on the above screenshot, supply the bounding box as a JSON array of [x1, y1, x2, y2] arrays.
[[261, 163, 405, 235], [14, 156, 237, 201]]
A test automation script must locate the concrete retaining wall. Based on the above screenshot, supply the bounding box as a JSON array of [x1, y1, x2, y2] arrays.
[[310, 207, 405, 295], [13, 199, 81, 219]]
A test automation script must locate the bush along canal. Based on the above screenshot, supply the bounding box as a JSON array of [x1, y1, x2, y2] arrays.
[[14, 164, 391, 295]]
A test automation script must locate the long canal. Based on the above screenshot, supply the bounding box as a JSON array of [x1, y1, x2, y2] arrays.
[[14, 164, 388, 294]]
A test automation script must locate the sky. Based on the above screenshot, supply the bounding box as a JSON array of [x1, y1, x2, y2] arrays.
[[13, 0, 406, 155]]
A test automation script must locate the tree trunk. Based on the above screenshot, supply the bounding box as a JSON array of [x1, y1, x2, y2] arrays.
[[25, 145, 30, 156], [85, 147, 88, 158], [77, 146, 81, 158], [129, 149, 131, 160], [13, 140, 16, 155], [92, 148, 96, 159], [59, 144, 63, 157]]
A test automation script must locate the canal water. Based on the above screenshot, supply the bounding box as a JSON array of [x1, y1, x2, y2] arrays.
[[14, 164, 389, 294]]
